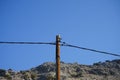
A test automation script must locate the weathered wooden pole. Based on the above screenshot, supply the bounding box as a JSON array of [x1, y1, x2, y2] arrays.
[[56, 35, 60, 80]]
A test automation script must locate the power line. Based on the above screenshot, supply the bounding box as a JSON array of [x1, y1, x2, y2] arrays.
[[0, 41, 120, 57], [61, 42, 120, 57], [0, 41, 55, 45]]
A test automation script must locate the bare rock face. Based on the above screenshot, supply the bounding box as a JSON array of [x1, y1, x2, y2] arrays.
[[0, 59, 120, 80]]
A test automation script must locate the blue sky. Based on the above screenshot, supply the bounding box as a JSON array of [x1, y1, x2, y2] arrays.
[[0, 0, 120, 71]]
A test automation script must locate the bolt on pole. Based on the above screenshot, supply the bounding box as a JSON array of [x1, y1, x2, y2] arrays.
[[56, 35, 61, 80]]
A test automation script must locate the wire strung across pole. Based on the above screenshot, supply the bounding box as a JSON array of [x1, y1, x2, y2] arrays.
[[0, 41, 56, 45], [61, 42, 120, 57], [0, 41, 120, 57]]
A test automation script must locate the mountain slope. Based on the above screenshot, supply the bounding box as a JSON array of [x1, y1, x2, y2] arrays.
[[0, 59, 120, 80]]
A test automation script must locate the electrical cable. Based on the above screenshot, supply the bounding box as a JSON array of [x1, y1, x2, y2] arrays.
[[0, 41, 55, 45], [0, 41, 120, 57], [61, 42, 120, 57]]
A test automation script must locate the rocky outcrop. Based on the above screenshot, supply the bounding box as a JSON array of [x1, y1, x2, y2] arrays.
[[0, 59, 120, 80]]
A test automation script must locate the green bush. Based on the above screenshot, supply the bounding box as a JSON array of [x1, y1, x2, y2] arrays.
[[23, 72, 30, 80], [31, 72, 37, 80], [71, 72, 83, 78], [46, 75, 56, 80], [5, 73, 12, 80]]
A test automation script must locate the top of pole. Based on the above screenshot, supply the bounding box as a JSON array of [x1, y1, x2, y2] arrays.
[[56, 34, 60, 38], [56, 34, 61, 42]]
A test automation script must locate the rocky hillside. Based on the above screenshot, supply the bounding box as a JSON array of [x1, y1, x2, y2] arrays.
[[0, 59, 120, 80]]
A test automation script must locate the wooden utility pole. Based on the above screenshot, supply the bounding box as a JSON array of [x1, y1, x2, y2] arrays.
[[56, 35, 60, 80]]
